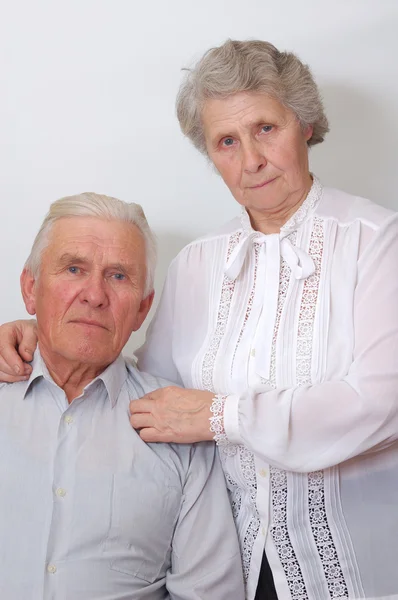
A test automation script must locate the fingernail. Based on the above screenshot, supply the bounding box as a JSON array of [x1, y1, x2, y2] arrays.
[[24, 349, 33, 357], [14, 365, 21, 375]]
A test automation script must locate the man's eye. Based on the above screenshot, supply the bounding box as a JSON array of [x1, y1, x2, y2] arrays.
[[222, 137, 235, 147], [68, 266, 80, 274], [113, 273, 125, 280], [261, 125, 273, 133]]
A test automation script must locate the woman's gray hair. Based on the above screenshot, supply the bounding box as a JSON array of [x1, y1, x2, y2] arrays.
[[176, 39, 329, 154], [25, 192, 157, 297]]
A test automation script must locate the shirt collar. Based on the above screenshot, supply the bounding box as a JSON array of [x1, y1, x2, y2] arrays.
[[239, 174, 323, 237], [22, 349, 128, 408]]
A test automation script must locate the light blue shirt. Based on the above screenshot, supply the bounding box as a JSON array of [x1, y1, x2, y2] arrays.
[[0, 351, 244, 599]]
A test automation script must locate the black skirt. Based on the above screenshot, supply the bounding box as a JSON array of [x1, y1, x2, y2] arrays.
[[254, 552, 278, 599]]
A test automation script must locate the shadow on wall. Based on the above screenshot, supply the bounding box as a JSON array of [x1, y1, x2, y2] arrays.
[[310, 83, 397, 209], [125, 230, 192, 355]]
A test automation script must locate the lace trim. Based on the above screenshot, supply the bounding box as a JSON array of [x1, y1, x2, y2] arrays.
[[242, 514, 261, 582], [201, 231, 260, 584], [239, 175, 323, 236], [270, 468, 307, 599], [260, 232, 296, 387], [300, 220, 348, 597], [225, 473, 243, 519], [262, 234, 308, 597], [231, 243, 260, 375], [281, 176, 323, 233], [308, 471, 349, 599], [239, 446, 261, 582], [296, 216, 324, 386], [209, 394, 228, 445], [201, 232, 241, 392]]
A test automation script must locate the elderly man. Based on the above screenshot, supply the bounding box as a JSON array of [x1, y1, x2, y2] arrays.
[[0, 192, 244, 600]]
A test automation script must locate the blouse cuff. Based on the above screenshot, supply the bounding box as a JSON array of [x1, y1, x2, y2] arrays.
[[223, 394, 242, 444], [209, 394, 242, 446], [209, 395, 228, 445]]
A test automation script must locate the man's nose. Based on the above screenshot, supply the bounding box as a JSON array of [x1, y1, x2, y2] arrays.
[[80, 274, 109, 308], [242, 140, 267, 174]]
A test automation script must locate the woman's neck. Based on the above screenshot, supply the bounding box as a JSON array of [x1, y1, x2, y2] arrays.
[[248, 177, 313, 235]]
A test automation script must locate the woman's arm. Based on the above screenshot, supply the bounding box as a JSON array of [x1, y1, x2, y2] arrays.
[[131, 216, 398, 472]]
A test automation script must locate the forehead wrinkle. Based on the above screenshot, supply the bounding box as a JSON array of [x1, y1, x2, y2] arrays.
[[45, 219, 146, 273], [54, 240, 144, 275], [204, 93, 292, 140]]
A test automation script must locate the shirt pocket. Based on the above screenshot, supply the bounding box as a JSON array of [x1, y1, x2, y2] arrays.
[[104, 469, 182, 582]]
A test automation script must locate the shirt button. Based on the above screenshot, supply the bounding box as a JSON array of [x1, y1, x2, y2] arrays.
[[47, 564, 57, 574], [259, 468, 268, 478], [55, 487, 67, 497], [64, 415, 73, 424], [250, 348, 256, 358], [262, 526, 266, 536]]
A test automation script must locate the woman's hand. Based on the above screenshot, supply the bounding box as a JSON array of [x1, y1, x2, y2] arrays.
[[130, 386, 215, 444], [0, 320, 38, 382]]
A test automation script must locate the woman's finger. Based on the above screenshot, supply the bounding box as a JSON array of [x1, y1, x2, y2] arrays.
[[16, 320, 38, 362], [0, 346, 26, 377], [0, 368, 29, 383], [129, 398, 156, 415], [138, 427, 171, 444], [129, 412, 155, 430]]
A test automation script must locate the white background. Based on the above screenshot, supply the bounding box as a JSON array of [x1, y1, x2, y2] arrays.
[[1, 0, 397, 353]]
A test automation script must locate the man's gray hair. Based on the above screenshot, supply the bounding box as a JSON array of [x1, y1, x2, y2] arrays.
[[176, 39, 329, 154], [24, 192, 157, 297]]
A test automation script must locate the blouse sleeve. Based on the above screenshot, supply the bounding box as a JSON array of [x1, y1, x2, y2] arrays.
[[135, 259, 183, 385], [222, 214, 398, 472]]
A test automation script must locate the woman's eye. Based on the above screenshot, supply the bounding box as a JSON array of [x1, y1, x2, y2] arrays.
[[222, 137, 235, 147], [261, 125, 273, 134], [68, 266, 80, 274]]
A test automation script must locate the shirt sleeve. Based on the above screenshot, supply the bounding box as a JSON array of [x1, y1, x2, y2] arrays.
[[223, 214, 398, 472], [166, 442, 245, 600], [135, 259, 183, 385]]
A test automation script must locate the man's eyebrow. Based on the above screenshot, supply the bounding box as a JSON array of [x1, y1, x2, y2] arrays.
[[57, 253, 88, 265], [57, 254, 139, 274], [108, 262, 142, 277]]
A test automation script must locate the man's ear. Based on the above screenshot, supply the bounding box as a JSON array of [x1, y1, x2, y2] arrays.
[[132, 290, 155, 332], [20, 269, 37, 316]]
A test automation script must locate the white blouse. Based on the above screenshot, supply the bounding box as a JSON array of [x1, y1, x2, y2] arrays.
[[136, 177, 398, 600]]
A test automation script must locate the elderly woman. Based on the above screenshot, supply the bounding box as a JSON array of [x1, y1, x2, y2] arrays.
[[1, 40, 398, 600]]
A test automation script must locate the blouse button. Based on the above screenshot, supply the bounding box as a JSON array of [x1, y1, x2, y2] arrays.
[[259, 468, 268, 478]]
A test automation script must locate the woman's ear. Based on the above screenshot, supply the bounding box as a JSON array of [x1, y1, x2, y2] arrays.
[[304, 124, 314, 142], [20, 269, 37, 316]]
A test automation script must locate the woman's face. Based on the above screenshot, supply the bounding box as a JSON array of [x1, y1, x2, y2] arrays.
[[202, 92, 313, 221]]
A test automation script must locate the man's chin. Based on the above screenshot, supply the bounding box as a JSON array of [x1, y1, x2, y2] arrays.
[[59, 340, 115, 367]]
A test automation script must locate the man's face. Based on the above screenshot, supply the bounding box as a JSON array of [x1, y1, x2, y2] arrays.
[[21, 216, 153, 368]]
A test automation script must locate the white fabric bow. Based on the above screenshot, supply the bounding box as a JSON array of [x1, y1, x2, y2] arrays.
[[224, 231, 315, 380], [225, 231, 315, 282]]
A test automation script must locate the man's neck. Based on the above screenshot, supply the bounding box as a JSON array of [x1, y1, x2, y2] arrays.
[[38, 343, 109, 404]]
